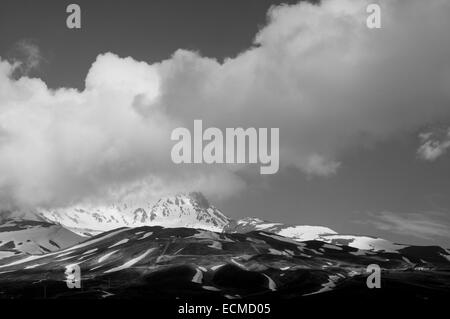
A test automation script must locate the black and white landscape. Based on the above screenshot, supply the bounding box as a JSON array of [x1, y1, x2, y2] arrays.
[[1, 0, 450, 311], [0, 192, 449, 302]]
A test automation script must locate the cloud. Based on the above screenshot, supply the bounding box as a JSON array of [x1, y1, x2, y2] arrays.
[[9, 39, 44, 76], [363, 211, 450, 240], [303, 154, 341, 177], [156, 0, 450, 175], [0, 53, 246, 208], [1, 0, 450, 209], [417, 127, 450, 161]]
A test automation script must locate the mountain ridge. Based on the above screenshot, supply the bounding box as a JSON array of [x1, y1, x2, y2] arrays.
[[1, 192, 444, 254], [0, 225, 448, 300]]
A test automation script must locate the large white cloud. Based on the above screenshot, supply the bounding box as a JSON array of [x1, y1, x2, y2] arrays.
[[1, 0, 450, 209]]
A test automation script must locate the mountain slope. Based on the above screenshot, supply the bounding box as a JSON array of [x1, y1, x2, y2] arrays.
[[0, 226, 448, 299], [37, 205, 133, 236], [224, 217, 338, 241], [318, 234, 408, 252], [224, 217, 411, 252], [0, 219, 84, 256]]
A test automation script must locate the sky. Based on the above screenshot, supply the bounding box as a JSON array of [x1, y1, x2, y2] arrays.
[[1, 0, 450, 247]]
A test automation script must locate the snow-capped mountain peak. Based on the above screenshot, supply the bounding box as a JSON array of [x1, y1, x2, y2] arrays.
[[132, 192, 230, 231], [37, 192, 230, 235]]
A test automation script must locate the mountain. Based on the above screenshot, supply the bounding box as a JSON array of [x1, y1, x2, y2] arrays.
[[131, 192, 230, 231], [36, 193, 432, 254], [37, 192, 230, 235], [37, 204, 133, 236], [0, 215, 84, 257], [224, 217, 409, 252], [1, 195, 449, 302], [0, 225, 448, 300], [224, 217, 338, 241]]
